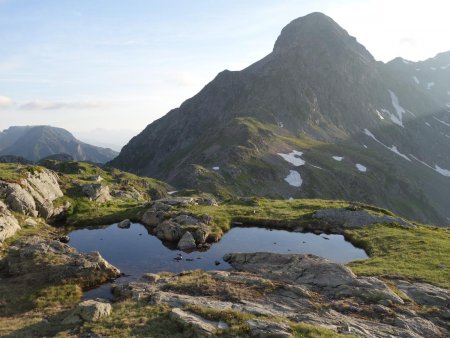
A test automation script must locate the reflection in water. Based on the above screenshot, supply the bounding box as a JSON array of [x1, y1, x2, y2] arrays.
[[68, 223, 368, 299]]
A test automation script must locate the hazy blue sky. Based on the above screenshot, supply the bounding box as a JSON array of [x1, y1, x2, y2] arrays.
[[0, 0, 448, 147]]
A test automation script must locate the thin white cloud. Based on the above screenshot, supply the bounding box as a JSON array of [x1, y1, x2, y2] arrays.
[[0, 96, 13, 109], [18, 100, 105, 110]]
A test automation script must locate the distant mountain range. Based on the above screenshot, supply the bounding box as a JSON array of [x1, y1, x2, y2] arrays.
[[110, 12, 450, 226], [0, 125, 118, 164]]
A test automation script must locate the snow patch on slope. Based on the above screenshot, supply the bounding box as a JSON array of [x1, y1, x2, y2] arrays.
[[427, 82, 435, 90], [375, 110, 384, 120], [435, 165, 450, 177], [284, 170, 302, 187], [433, 116, 450, 127], [356, 164, 367, 172], [332, 156, 343, 161], [388, 90, 405, 127], [277, 150, 305, 166], [410, 155, 450, 178], [412, 76, 420, 84], [363, 129, 411, 161]]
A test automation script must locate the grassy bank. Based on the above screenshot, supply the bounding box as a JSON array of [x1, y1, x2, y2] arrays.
[[185, 199, 450, 288]]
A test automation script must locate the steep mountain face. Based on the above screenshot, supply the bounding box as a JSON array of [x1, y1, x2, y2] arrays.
[[0, 126, 118, 163], [110, 12, 450, 226]]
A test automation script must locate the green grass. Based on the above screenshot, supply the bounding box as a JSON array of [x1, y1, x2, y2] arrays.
[[346, 223, 450, 288], [185, 199, 450, 288], [292, 322, 359, 338], [0, 163, 34, 183], [186, 197, 390, 232]]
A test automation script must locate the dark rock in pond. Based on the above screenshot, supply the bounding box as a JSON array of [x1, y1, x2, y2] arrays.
[[58, 235, 70, 243], [214, 260, 221, 266], [117, 219, 131, 229]]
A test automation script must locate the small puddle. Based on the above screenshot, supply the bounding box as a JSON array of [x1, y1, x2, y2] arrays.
[[68, 223, 368, 299]]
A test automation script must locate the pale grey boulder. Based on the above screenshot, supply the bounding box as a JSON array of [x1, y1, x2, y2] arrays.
[[0, 200, 20, 244], [63, 299, 112, 324], [177, 231, 197, 251]]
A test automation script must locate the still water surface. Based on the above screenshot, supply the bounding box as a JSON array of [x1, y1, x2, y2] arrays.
[[68, 223, 368, 299]]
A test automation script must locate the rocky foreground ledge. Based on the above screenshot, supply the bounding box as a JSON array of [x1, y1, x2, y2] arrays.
[[113, 252, 449, 338]]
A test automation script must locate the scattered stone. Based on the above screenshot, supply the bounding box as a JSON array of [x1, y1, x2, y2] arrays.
[[63, 300, 112, 324], [117, 219, 131, 229], [177, 231, 197, 251]]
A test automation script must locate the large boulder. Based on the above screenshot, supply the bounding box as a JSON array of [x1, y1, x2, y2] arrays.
[[155, 220, 184, 242], [82, 184, 111, 203], [1, 182, 37, 216], [0, 200, 20, 244], [63, 300, 112, 324], [177, 231, 197, 251], [141, 209, 167, 226]]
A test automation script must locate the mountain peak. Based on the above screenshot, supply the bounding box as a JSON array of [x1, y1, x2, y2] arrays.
[[273, 12, 374, 64]]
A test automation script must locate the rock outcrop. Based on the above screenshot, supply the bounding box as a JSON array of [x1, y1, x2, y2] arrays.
[[0, 168, 64, 219], [140, 196, 215, 249], [0, 200, 20, 244], [113, 263, 447, 338], [224, 252, 403, 304], [313, 208, 414, 230], [3, 237, 120, 284]]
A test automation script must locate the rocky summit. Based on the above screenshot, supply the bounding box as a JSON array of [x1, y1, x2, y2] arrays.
[[110, 12, 450, 226]]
